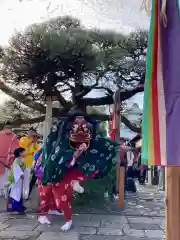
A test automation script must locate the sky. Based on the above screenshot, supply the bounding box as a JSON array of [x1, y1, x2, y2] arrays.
[[0, 0, 150, 107]]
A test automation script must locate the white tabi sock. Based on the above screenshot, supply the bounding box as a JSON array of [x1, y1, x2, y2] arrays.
[[71, 181, 84, 193], [38, 216, 51, 224], [113, 194, 119, 200], [61, 220, 72, 231], [70, 158, 76, 166]]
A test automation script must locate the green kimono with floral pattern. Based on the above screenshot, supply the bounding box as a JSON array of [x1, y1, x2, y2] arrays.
[[41, 120, 119, 185]]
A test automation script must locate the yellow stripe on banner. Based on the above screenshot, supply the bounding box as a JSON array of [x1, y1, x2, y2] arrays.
[[148, 77, 154, 165]]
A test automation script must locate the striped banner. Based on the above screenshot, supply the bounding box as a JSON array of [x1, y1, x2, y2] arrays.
[[142, 0, 180, 166]]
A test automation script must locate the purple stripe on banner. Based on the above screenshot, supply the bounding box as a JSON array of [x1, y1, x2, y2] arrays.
[[161, 0, 180, 165]]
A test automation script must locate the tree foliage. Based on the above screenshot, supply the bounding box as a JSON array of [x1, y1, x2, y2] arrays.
[[0, 16, 147, 131], [88, 106, 107, 137], [0, 100, 40, 122]]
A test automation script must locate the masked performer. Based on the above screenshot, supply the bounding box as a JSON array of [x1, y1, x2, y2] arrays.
[[39, 111, 119, 231]]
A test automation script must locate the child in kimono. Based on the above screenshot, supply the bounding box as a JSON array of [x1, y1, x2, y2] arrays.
[[32, 149, 61, 224], [6, 147, 28, 213]]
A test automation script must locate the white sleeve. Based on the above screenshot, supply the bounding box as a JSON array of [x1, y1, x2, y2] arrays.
[[12, 163, 23, 183]]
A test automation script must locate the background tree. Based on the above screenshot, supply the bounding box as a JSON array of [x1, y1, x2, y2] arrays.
[[0, 16, 146, 132], [88, 106, 108, 137], [0, 99, 43, 130]]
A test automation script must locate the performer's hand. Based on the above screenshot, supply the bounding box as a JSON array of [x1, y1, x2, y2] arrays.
[[79, 143, 87, 151], [73, 143, 88, 162], [70, 158, 76, 166]]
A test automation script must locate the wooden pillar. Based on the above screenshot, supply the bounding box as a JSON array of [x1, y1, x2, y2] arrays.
[[116, 163, 120, 194], [117, 166, 125, 209], [165, 167, 180, 240]]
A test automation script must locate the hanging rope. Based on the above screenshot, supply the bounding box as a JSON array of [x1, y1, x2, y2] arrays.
[[140, 0, 152, 15], [160, 0, 167, 28], [141, 0, 167, 28]]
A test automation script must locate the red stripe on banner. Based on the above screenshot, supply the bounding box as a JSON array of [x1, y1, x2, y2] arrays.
[[151, 0, 161, 165]]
